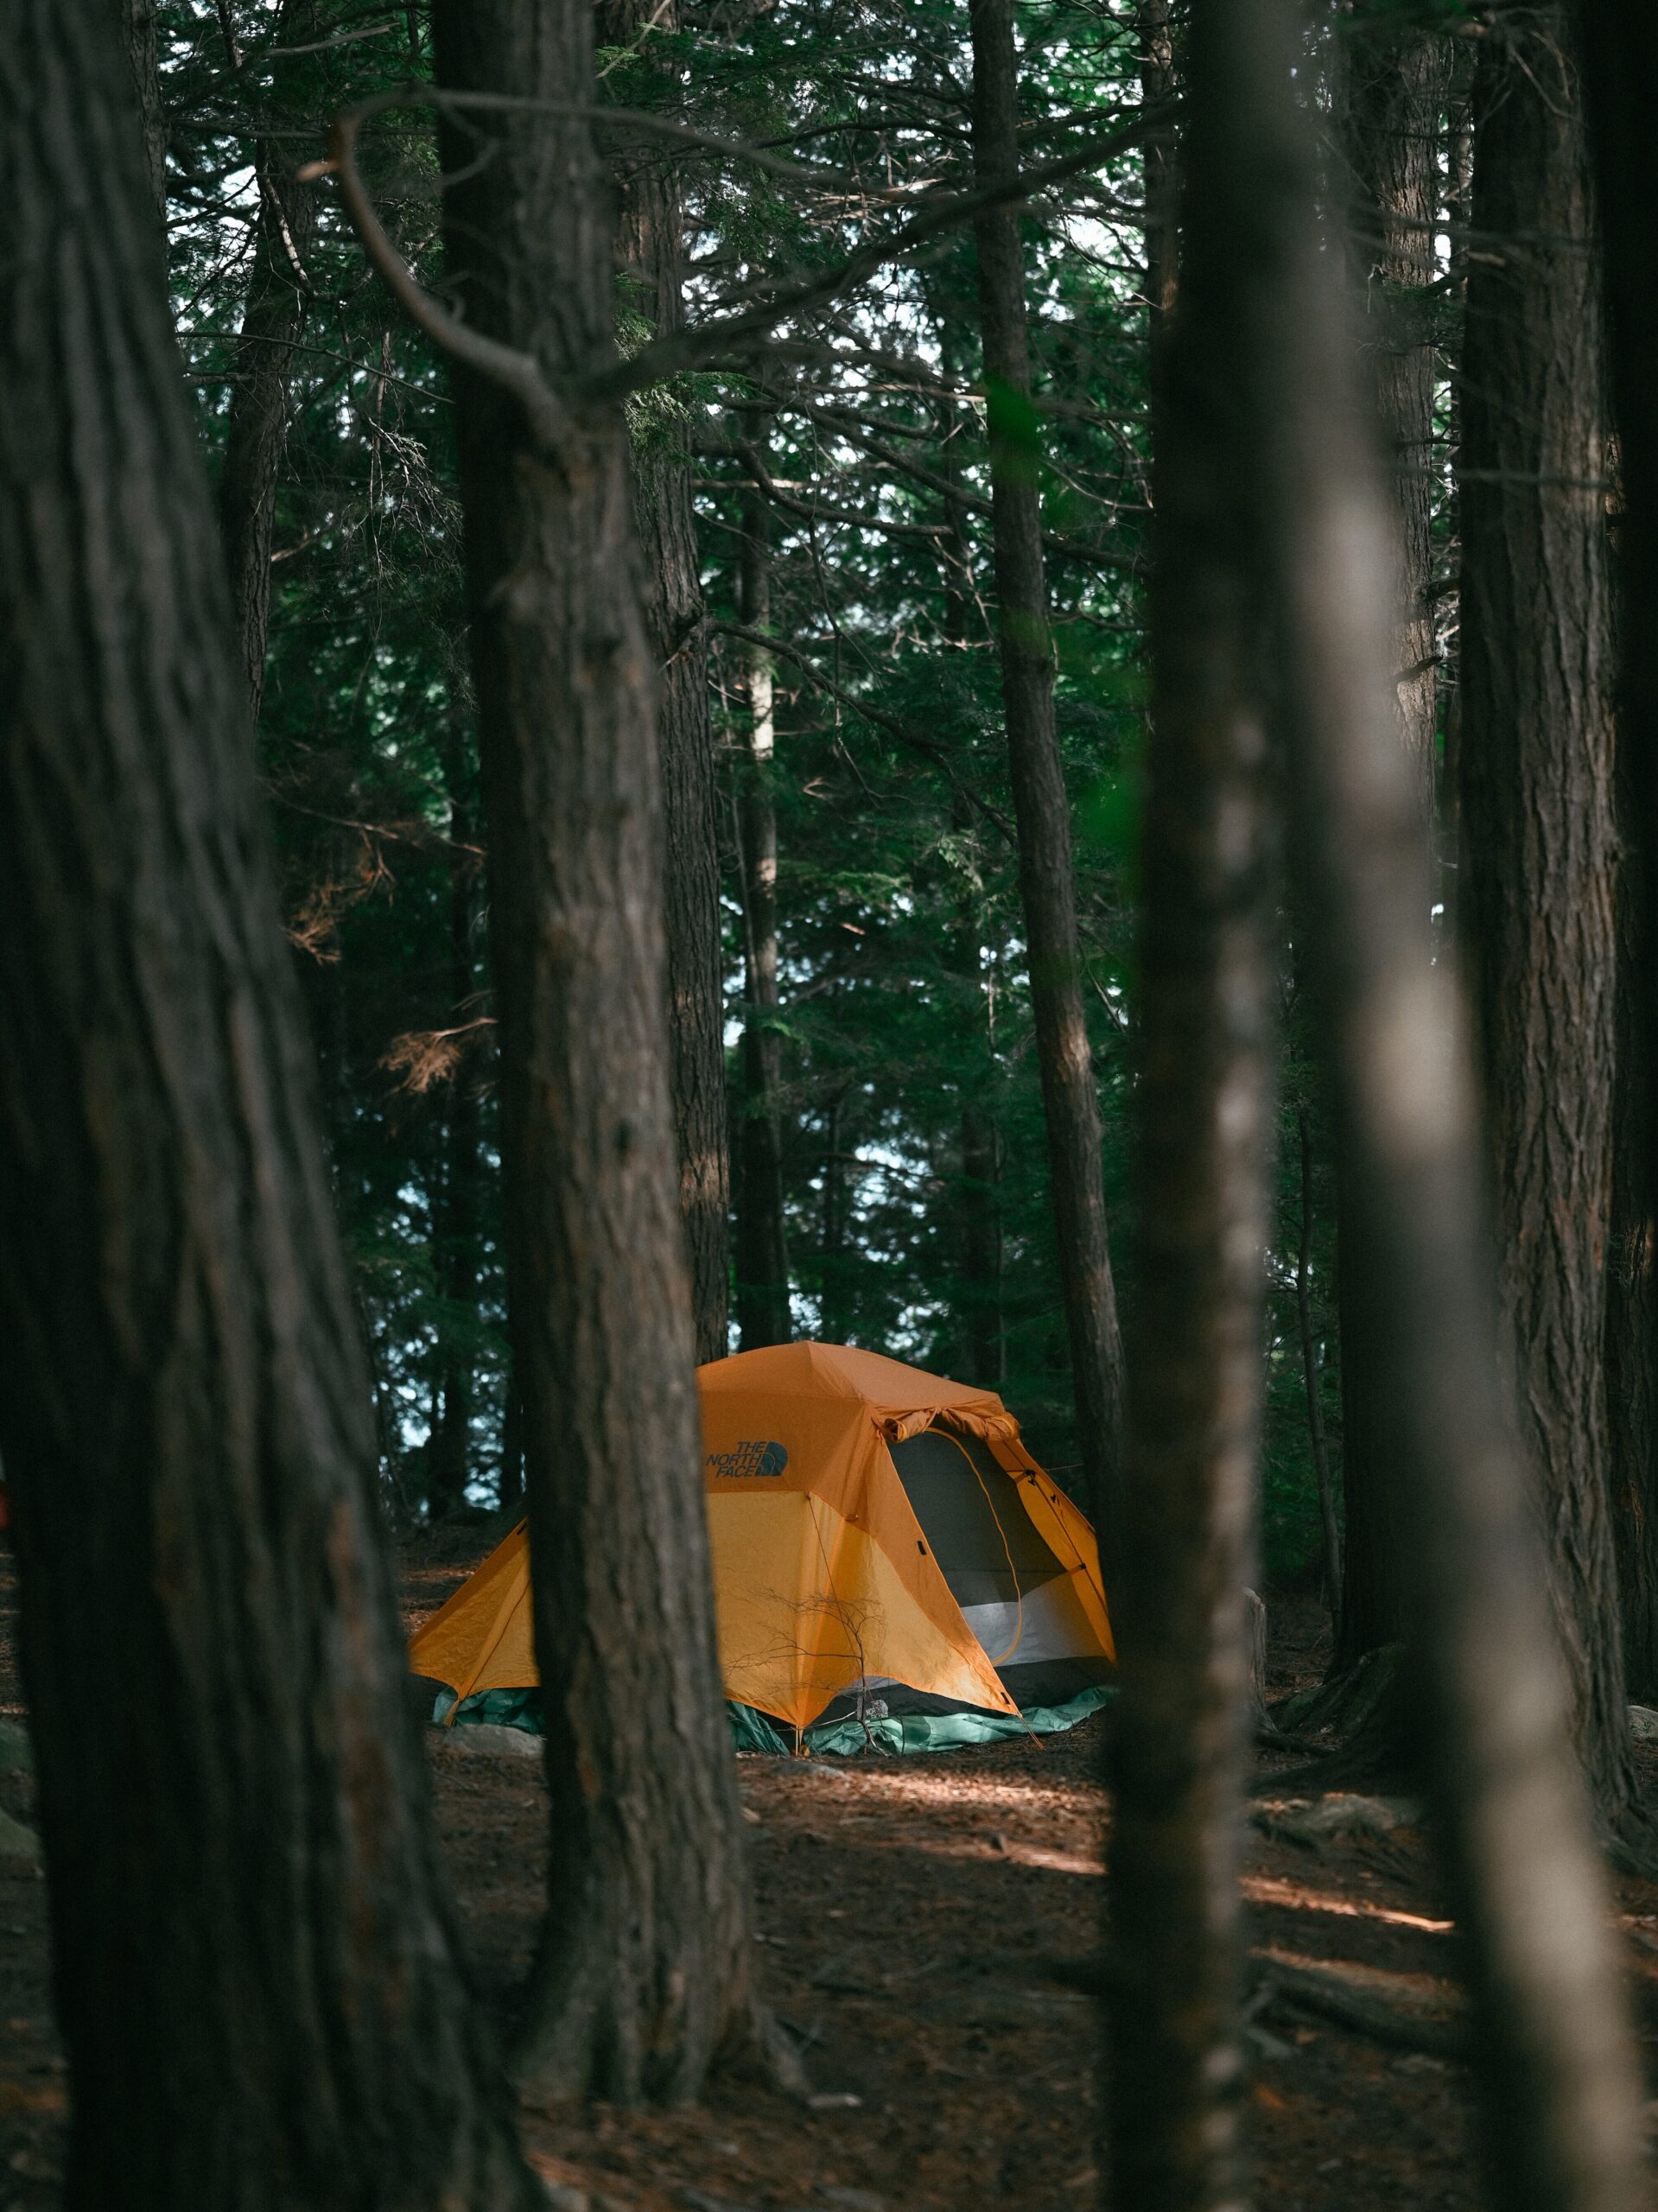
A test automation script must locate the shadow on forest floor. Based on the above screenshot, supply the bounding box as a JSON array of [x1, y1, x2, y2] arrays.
[[5, 1554, 1658, 2210]]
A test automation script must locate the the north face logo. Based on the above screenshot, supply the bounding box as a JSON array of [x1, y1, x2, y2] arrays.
[[707, 1440, 790, 1479]]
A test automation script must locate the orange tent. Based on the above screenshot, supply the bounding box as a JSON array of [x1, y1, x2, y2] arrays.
[[410, 1342, 1114, 1739]]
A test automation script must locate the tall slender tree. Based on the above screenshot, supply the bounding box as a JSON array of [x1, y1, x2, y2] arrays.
[[1577, 0, 1658, 1711], [422, 0, 778, 2098], [1137, 0, 1178, 344], [934, 327, 1006, 1385], [1456, 0, 1630, 1825], [218, 0, 320, 725], [1109, 2, 1275, 2190], [954, 891, 1005, 1388], [734, 442, 793, 1350], [0, 3, 537, 2201], [1331, 7, 1445, 1673], [969, 0, 1125, 1526], [425, 701, 483, 1516], [601, 11, 732, 1363]]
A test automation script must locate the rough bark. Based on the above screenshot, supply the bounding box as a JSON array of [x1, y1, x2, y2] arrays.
[[1220, 0, 1644, 2196], [734, 454, 792, 1350], [120, 0, 167, 232], [429, 0, 773, 2102], [600, 0, 730, 1363], [1577, 0, 1658, 1709], [969, 0, 1126, 1527], [0, 6, 537, 2203], [1457, 1, 1631, 1825], [1331, 14, 1445, 1672], [1108, 12, 1275, 2188], [218, 0, 318, 727]]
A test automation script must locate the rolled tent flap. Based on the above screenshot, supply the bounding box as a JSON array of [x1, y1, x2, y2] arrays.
[[407, 1341, 1115, 1740]]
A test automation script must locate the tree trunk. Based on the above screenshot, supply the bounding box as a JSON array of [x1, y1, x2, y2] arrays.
[[429, 0, 774, 2102], [218, 0, 318, 726], [945, 793, 1004, 1389], [734, 455, 792, 1349], [819, 1088, 851, 1344], [499, 1367, 525, 1513], [1438, 69, 1475, 937], [1605, 761, 1658, 1695], [969, 0, 1126, 1527], [1609, 779, 1658, 1689], [0, 7, 537, 2203], [600, 0, 730, 1363], [1138, 0, 1178, 337], [1577, 0, 1658, 1710], [933, 335, 1004, 1388], [120, 0, 166, 233], [1457, 0, 1631, 1826], [959, 1093, 1004, 1389], [426, 719, 481, 1517], [1331, 14, 1445, 1672], [1220, 0, 1644, 2194], [1297, 1109, 1343, 1628], [1108, 5, 1275, 2186]]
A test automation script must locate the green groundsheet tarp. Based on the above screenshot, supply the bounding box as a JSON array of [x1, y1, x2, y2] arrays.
[[434, 1681, 1114, 1756]]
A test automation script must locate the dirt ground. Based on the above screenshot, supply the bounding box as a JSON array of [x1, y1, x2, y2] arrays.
[[5, 1527, 1658, 2209]]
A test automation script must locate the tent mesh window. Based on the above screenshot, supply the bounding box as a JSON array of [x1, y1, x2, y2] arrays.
[[815, 1427, 1111, 1722]]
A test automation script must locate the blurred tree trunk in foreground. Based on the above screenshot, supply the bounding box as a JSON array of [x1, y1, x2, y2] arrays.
[[430, 0, 778, 2101], [1332, 10, 1445, 1674], [0, 5, 537, 2204], [970, 0, 1126, 1529], [601, 1, 732, 1363], [1457, 0, 1632, 1827], [1217, 0, 1644, 2198], [1109, 0, 1274, 2187], [1578, 0, 1658, 1711]]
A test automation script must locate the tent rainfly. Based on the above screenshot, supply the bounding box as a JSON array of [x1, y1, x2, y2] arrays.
[[409, 1342, 1115, 1752]]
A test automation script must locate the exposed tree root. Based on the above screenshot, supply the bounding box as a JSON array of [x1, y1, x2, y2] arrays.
[[1259, 1643, 1422, 1796], [512, 1916, 805, 2110], [1248, 1948, 1465, 2058]]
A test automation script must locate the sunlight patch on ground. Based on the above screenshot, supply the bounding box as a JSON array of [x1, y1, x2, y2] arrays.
[[854, 1829, 1103, 1876], [1243, 1874, 1453, 1934], [795, 1764, 1099, 1819]]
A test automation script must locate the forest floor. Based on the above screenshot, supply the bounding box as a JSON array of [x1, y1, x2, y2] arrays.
[[6, 1526, 1658, 2208]]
